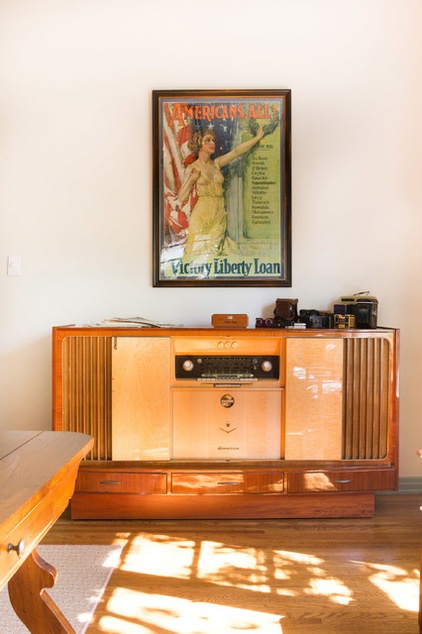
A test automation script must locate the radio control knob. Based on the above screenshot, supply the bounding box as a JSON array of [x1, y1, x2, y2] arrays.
[[182, 359, 194, 372], [261, 360, 273, 373]]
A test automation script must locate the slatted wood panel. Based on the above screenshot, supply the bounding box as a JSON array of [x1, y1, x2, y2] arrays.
[[62, 336, 112, 461], [343, 337, 390, 459]]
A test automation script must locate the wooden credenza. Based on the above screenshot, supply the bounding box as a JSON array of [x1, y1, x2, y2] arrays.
[[52, 326, 399, 520]]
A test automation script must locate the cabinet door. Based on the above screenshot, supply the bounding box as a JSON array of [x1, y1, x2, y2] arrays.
[[112, 337, 171, 460], [172, 388, 282, 460], [284, 338, 343, 460]]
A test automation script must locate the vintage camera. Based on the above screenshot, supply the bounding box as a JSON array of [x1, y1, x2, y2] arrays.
[[334, 314, 356, 329], [255, 317, 285, 328], [333, 293, 378, 329], [273, 298, 298, 327], [256, 298, 299, 329], [299, 309, 333, 329]]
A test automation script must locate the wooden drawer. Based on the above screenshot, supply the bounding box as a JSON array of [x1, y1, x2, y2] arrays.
[[287, 469, 397, 493], [0, 481, 71, 587], [1, 509, 43, 584], [171, 472, 284, 494], [75, 470, 167, 494]]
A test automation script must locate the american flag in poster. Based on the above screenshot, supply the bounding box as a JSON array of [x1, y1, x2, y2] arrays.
[[162, 102, 196, 246]]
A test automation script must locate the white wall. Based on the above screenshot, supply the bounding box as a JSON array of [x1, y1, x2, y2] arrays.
[[1, 0, 421, 476]]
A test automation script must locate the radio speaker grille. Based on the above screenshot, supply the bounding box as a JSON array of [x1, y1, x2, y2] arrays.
[[62, 336, 112, 461], [343, 337, 390, 460]]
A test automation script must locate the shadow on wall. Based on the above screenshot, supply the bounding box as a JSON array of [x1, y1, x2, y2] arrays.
[[0, 334, 52, 430]]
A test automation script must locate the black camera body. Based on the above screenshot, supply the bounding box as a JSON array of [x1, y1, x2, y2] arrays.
[[299, 309, 333, 329], [333, 295, 378, 329]]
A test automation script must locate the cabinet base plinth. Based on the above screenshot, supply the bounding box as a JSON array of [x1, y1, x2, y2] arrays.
[[70, 492, 375, 520]]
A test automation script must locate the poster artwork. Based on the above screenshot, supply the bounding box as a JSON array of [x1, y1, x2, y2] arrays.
[[153, 90, 291, 287]]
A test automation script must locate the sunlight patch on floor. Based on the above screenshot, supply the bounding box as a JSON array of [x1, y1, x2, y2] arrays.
[[121, 534, 196, 580], [355, 561, 419, 612], [197, 540, 271, 591], [306, 577, 354, 605], [111, 534, 419, 633], [100, 588, 282, 634]]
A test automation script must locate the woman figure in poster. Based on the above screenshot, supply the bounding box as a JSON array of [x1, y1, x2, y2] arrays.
[[177, 125, 264, 262]]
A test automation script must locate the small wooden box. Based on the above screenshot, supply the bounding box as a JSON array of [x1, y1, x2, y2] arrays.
[[211, 313, 249, 329]]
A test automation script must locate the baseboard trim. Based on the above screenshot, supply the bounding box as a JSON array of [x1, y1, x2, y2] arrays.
[[397, 477, 422, 494]]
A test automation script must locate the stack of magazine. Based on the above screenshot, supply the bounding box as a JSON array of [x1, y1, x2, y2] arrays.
[[88, 317, 183, 328]]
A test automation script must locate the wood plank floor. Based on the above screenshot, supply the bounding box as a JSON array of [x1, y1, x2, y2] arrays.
[[42, 494, 422, 634]]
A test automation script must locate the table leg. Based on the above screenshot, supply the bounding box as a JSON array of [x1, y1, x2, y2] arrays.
[[8, 548, 75, 634]]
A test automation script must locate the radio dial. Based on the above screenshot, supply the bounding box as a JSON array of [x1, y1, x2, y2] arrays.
[[182, 359, 194, 372], [260, 360, 273, 373]]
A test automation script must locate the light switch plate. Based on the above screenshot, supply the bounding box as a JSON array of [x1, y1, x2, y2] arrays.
[[7, 255, 21, 276]]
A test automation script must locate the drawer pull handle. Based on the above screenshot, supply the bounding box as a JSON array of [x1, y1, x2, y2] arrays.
[[333, 479, 353, 484], [100, 480, 121, 485], [217, 481, 240, 486], [8, 539, 25, 558]]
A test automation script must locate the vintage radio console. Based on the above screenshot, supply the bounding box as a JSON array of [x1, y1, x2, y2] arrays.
[[175, 355, 280, 382], [52, 326, 399, 520], [172, 339, 282, 460]]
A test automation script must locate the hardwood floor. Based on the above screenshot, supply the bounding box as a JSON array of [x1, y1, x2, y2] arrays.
[[43, 494, 422, 634]]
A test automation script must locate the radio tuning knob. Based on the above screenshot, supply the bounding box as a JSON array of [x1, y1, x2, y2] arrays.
[[261, 360, 273, 373], [182, 359, 194, 372]]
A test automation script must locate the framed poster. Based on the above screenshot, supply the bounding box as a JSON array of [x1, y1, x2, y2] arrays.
[[152, 89, 291, 287]]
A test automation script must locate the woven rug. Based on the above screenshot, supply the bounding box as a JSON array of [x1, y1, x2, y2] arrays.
[[0, 544, 122, 634]]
